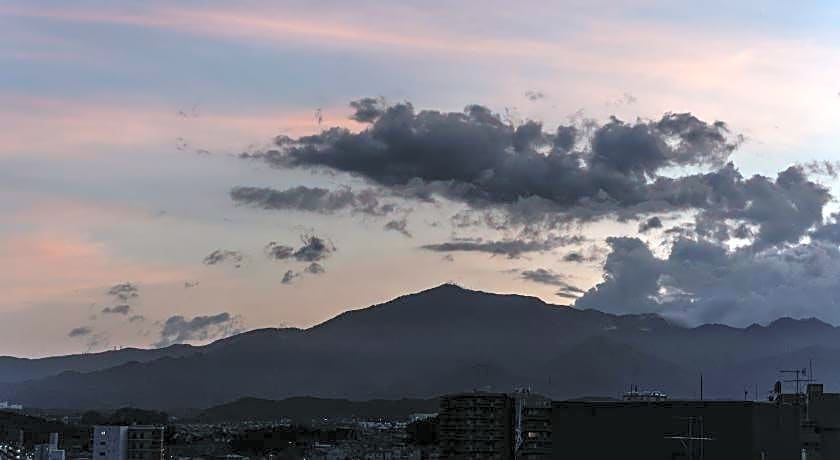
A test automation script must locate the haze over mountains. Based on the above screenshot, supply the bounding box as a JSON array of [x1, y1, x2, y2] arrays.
[[1, 284, 837, 410]]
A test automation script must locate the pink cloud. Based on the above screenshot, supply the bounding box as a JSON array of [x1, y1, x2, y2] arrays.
[[0, 196, 190, 309], [0, 230, 189, 309]]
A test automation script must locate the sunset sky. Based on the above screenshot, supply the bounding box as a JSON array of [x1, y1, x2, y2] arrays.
[[2, 0, 840, 357]]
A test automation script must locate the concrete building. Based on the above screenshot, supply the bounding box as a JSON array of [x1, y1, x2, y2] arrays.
[[513, 391, 551, 459], [551, 400, 801, 459], [94, 426, 128, 460], [126, 426, 164, 460], [33, 433, 64, 460], [791, 383, 840, 459], [439, 384, 819, 459], [93, 426, 164, 460], [438, 392, 514, 459]]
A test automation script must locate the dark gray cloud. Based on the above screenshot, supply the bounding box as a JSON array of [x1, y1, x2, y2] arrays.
[[241, 100, 741, 219], [173, 95, 840, 332], [294, 235, 335, 262], [107, 282, 139, 302], [203, 249, 245, 268], [556, 285, 586, 299], [803, 160, 840, 178], [638, 216, 663, 233], [264, 242, 295, 260], [304, 262, 325, 274], [281, 270, 299, 284], [576, 237, 661, 315], [562, 246, 605, 263], [102, 304, 131, 315], [383, 218, 412, 237], [349, 97, 387, 122], [129, 315, 145, 323], [812, 213, 840, 244], [519, 268, 566, 286], [685, 165, 830, 249], [515, 267, 585, 299], [240, 98, 829, 253], [155, 312, 242, 347], [524, 90, 545, 102], [230, 185, 397, 216], [562, 252, 586, 263], [68, 325, 109, 351], [265, 235, 335, 262], [68, 326, 91, 337], [421, 235, 580, 259], [577, 236, 840, 326]]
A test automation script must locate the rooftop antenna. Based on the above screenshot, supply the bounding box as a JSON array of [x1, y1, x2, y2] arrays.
[[780, 367, 813, 394], [665, 416, 714, 460]]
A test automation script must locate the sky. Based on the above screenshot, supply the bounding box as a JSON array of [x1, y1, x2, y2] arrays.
[[2, 0, 840, 357]]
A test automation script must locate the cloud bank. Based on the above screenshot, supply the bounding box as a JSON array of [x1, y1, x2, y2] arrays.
[[235, 98, 837, 326], [241, 100, 752, 227], [577, 236, 840, 326]]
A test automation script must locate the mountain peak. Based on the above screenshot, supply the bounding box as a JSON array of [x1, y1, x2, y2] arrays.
[[418, 282, 470, 294], [767, 317, 833, 331]]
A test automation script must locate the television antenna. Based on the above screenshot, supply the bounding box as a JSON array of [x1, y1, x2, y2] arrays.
[[665, 416, 714, 460], [780, 367, 813, 394]]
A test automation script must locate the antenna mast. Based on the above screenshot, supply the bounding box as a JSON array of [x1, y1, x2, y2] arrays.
[[665, 416, 714, 460]]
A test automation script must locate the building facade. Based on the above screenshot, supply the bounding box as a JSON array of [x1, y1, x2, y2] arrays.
[[93, 426, 128, 460], [551, 400, 801, 460], [796, 383, 840, 460], [33, 433, 64, 460], [93, 426, 164, 460], [439, 392, 514, 459], [513, 391, 551, 459], [126, 426, 164, 460]]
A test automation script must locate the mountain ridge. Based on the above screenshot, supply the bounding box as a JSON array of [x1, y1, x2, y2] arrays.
[[2, 284, 838, 409]]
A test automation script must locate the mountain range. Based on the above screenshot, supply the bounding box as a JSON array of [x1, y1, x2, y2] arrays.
[[1, 284, 837, 409]]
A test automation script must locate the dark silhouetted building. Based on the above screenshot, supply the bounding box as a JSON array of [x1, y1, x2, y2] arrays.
[[126, 426, 163, 460], [513, 390, 551, 459], [551, 400, 801, 459], [34, 433, 64, 460], [439, 392, 514, 459], [794, 383, 840, 459]]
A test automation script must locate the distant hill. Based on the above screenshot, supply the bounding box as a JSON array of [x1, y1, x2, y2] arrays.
[[1, 284, 839, 409], [0, 345, 198, 383], [194, 396, 439, 423], [0, 410, 89, 449]]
